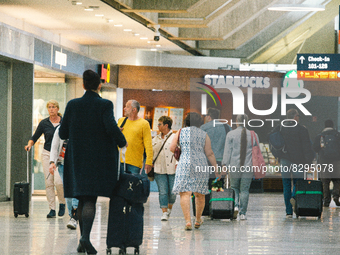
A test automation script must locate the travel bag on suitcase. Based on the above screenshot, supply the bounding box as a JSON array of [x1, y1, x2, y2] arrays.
[[106, 196, 144, 255], [13, 151, 30, 218], [210, 175, 235, 220], [295, 171, 323, 219]]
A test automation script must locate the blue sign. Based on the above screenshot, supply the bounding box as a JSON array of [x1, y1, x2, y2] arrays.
[[297, 54, 340, 71]]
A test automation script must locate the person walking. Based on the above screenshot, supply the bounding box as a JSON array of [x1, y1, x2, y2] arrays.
[[170, 112, 219, 230], [271, 109, 314, 218], [49, 125, 79, 229], [118, 100, 153, 175], [152, 116, 177, 221], [25, 99, 65, 218], [222, 114, 259, 220], [59, 70, 126, 254], [313, 119, 340, 207]]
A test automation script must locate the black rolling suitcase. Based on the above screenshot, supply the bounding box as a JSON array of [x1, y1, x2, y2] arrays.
[[210, 175, 235, 220], [192, 178, 224, 216], [295, 171, 323, 219], [106, 196, 144, 255], [13, 151, 30, 218]]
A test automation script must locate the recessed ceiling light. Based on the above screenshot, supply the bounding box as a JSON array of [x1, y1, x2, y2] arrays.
[[140, 37, 148, 40], [123, 29, 132, 32], [95, 14, 104, 17], [107, 19, 114, 23], [71, 1, 82, 5], [156, 45, 161, 47], [133, 33, 140, 36], [114, 24, 123, 27], [147, 41, 151, 43], [151, 48, 157, 51], [84, 8, 93, 11], [268, 4, 325, 11]]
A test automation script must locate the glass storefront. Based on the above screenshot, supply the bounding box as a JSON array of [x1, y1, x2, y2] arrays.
[[32, 82, 67, 192]]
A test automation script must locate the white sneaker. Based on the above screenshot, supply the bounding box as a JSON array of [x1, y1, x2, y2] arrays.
[[67, 218, 77, 229], [161, 212, 169, 221], [240, 214, 247, 220], [233, 207, 239, 219], [167, 209, 172, 217]]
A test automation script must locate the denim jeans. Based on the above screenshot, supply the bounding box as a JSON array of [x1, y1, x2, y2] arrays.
[[58, 164, 79, 216], [154, 173, 176, 208], [281, 158, 303, 215], [121, 163, 141, 175], [230, 170, 253, 215]]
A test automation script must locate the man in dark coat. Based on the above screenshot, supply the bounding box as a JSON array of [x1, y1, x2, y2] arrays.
[[272, 108, 314, 218], [313, 119, 340, 207], [59, 70, 126, 254]]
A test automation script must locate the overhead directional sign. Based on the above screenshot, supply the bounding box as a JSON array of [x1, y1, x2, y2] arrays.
[[297, 54, 340, 80]]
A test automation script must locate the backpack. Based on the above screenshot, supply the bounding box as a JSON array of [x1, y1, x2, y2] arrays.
[[268, 126, 287, 159], [321, 131, 340, 161]]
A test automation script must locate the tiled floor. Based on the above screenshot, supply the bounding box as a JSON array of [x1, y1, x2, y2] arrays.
[[1, 192, 340, 255]]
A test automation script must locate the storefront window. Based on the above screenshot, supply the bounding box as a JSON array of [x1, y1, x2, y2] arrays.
[[32, 82, 67, 192]]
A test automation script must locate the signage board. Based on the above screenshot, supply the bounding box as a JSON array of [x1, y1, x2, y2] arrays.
[[297, 54, 340, 80]]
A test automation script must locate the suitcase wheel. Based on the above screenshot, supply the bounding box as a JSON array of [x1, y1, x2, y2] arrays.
[[106, 248, 112, 254], [134, 247, 140, 254], [119, 247, 126, 255], [14, 213, 18, 218], [25, 213, 29, 218]]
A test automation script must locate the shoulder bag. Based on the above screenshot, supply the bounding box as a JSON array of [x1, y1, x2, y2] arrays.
[[250, 131, 266, 179], [173, 129, 182, 161]]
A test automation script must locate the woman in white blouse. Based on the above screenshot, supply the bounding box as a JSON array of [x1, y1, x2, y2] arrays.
[[152, 116, 177, 221]]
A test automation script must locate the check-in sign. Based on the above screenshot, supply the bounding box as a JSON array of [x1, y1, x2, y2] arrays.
[[297, 54, 340, 80]]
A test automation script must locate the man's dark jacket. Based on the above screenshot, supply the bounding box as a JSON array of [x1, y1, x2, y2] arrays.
[[272, 121, 314, 165], [59, 91, 126, 198]]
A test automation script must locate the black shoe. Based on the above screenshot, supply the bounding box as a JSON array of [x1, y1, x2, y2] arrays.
[[79, 238, 97, 254], [334, 198, 340, 206], [324, 203, 330, 207], [58, 204, 65, 217], [77, 242, 85, 253], [47, 209, 56, 218]]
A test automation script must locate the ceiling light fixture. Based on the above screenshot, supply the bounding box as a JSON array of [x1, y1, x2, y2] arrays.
[[140, 37, 148, 40], [156, 45, 161, 47], [114, 24, 123, 27], [84, 8, 94, 11], [151, 48, 157, 51], [133, 33, 140, 36], [123, 29, 132, 32], [95, 14, 104, 17], [152, 89, 162, 91], [107, 19, 114, 23], [71, 1, 82, 5], [268, 4, 325, 12]]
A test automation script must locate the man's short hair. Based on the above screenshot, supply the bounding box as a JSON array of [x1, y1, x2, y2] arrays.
[[185, 112, 203, 128], [325, 119, 334, 128], [207, 108, 220, 120], [158, 116, 173, 129], [129, 100, 140, 113], [83, 70, 101, 91], [287, 109, 299, 119]]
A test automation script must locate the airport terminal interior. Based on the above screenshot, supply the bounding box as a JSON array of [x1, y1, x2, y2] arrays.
[[1, 0, 340, 254]]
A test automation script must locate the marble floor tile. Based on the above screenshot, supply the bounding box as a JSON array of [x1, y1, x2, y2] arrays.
[[1, 192, 339, 254]]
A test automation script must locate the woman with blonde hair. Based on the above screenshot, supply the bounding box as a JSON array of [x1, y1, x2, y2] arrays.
[[25, 99, 65, 218]]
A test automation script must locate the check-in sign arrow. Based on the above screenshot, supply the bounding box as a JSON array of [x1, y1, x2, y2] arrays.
[[299, 56, 305, 64]]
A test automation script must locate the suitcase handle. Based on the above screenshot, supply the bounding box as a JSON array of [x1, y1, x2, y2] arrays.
[[26, 150, 29, 183]]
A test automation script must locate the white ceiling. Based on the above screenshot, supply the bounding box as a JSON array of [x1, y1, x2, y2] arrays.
[[0, 0, 184, 51], [0, 0, 338, 63]]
